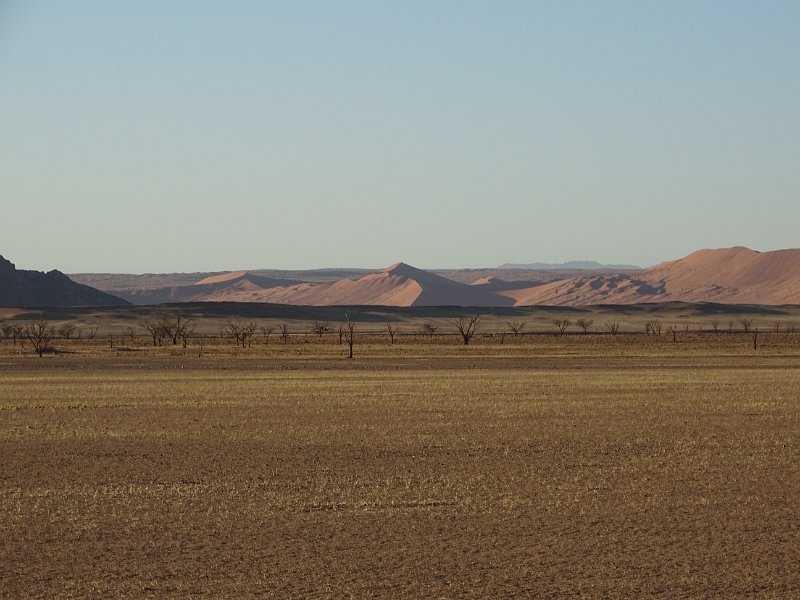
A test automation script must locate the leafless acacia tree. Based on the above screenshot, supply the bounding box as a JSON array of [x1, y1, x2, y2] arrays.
[[711, 319, 720, 334], [224, 320, 243, 346], [740, 319, 753, 334], [25, 320, 55, 357], [225, 320, 256, 347], [552, 318, 570, 336], [343, 312, 357, 358], [311, 321, 330, 339], [260, 325, 275, 343], [646, 320, 662, 336], [751, 328, 759, 349], [575, 319, 593, 334], [160, 314, 194, 345], [1, 323, 24, 345], [507, 322, 526, 337], [279, 323, 290, 344], [1, 322, 23, 344], [179, 321, 196, 348], [667, 325, 678, 343], [141, 319, 163, 346], [453, 315, 480, 346], [57, 323, 76, 339], [385, 323, 398, 344], [419, 323, 438, 338], [605, 320, 620, 335]]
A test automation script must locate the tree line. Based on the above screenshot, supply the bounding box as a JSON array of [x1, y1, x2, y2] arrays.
[[2, 313, 797, 357]]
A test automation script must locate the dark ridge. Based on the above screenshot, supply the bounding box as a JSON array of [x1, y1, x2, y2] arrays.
[[0, 255, 129, 308]]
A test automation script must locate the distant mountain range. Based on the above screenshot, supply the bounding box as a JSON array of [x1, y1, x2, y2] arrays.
[[0, 255, 128, 308], [499, 260, 641, 270], [4, 247, 799, 308], [71, 247, 800, 307]]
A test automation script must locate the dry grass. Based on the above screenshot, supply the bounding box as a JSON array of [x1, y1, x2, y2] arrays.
[[2, 335, 800, 598]]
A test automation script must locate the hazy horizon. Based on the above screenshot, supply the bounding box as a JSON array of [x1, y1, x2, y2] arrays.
[[2, 1, 798, 273]]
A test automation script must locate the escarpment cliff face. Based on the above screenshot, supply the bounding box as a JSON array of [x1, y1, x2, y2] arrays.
[[0, 255, 129, 307]]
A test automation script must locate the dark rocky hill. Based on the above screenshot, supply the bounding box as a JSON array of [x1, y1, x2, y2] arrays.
[[0, 255, 129, 307]]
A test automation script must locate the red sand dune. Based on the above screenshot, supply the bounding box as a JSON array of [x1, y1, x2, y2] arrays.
[[195, 271, 249, 286], [106, 247, 800, 306], [504, 247, 800, 305], [193, 263, 514, 307]]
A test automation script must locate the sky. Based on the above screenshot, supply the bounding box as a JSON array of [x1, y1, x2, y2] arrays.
[[1, 1, 798, 273]]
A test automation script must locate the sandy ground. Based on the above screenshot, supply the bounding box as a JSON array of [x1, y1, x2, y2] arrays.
[[1, 337, 799, 598]]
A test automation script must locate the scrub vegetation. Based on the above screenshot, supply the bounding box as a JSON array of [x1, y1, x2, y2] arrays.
[[2, 305, 799, 597]]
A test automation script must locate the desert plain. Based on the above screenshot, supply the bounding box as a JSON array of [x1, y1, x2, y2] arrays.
[[2, 304, 800, 598]]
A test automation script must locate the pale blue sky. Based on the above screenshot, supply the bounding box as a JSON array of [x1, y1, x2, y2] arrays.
[[1, 1, 798, 273]]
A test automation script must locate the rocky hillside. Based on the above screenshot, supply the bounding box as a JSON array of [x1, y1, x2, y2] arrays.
[[0, 255, 129, 307]]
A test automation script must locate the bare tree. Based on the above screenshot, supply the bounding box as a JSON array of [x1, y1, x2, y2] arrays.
[[279, 323, 290, 344], [646, 320, 662, 336], [224, 320, 256, 347], [453, 315, 480, 346], [311, 321, 330, 339], [259, 325, 275, 343], [419, 323, 438, 338], [342, 311, 357, 358], [711, 319, 720, 334], [160, 314, 193, 345], [751, 328, 759, 350], [727, 321, 734, 334], [224, 320, 243, 346], [605, 320, 620, 335], [57, 322, 76, 340], [25, 320, 55, 357], [160, 315, 178, 344], [552, 318, 570, 336], [385, 323, 398, 344], [774, 322, 781, 334], [141, 320, 163, 346], [575, 319, 594, 334], [86, 325, 99, 340], [2, 323, 24, 345], [1, 322, 23, 344], [243, 322, 257, 347], [667, 325, 678, 343], [179, 321, 196, 348], [740, 319, 752, 334], [507, 322, 526, 337]]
